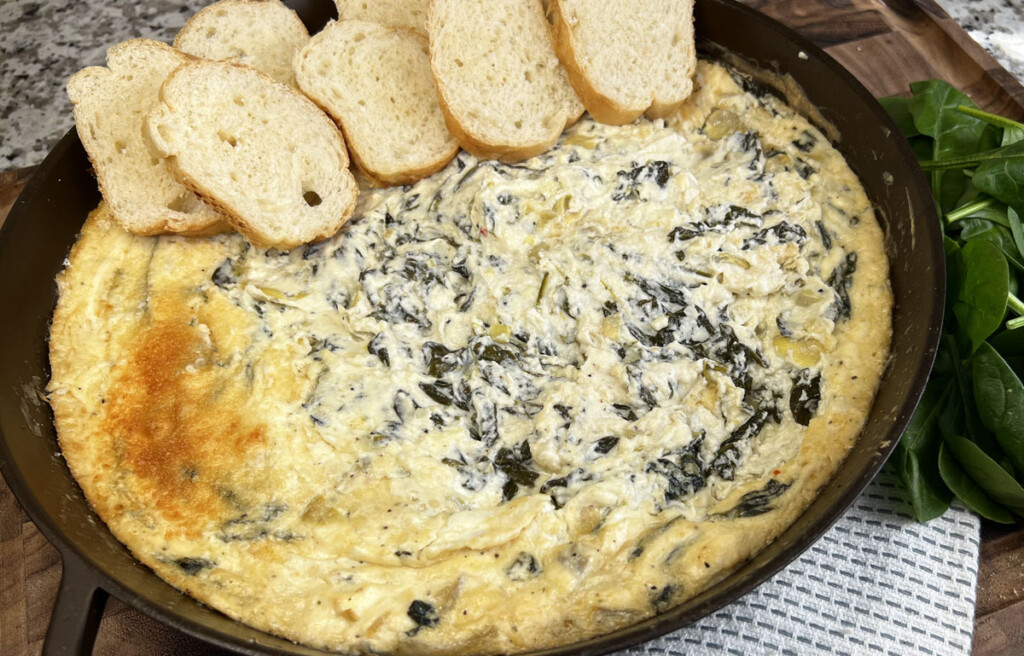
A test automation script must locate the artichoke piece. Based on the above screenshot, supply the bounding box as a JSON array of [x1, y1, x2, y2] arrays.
[[773, 335, 822, 367], [704, 109, 744, 140]]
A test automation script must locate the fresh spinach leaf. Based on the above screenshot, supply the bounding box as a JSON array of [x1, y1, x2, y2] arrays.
[[958, 219, 1024, 272], [944, 434, 1024, 514], [909, 80, 998, 212], [879, 96, 921, 137], [883, 82, 1024, 524], [896, 446, 952, 522], [974, 146, 1024, 209], [952, 239, 1008, 354], [1009, 206, 1024, 262], [903, 377, 951, 452], [939, 336, 1005, 460], [956, 105, 1024, 146], [938, 442, 1014, 523], [896, 378, 954, 521], [909, 136, 935, 163], [944, 237, 965, 319], [974, 343, 1024, 474]]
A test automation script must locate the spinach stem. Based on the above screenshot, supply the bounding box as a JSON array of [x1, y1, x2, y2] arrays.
[[957, 105, 1024, 132], [919, 154, 1024, 171], [946, 197, 997, 223], [1009, 292, 1024, 317], [1008, 316, 1024, 331]]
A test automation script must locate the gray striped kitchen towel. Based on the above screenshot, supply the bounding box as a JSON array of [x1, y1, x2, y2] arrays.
[[623, 466, 980, 656]]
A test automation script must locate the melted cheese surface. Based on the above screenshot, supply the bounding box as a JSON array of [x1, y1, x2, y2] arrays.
[[48, 61, 891, 654]]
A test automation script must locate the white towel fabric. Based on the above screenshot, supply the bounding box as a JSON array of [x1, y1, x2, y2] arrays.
[[622, 467, 980, 656]]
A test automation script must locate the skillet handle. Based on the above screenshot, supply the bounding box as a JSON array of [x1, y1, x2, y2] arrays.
[[43, 551, 108, 656]]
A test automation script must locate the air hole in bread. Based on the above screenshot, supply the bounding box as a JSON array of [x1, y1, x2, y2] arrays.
[[303, 190, 323, 207], [353, 32, 366, 43], [233, 96, 245, 107], [514, 120, 523, 129], [206, 27, 217, 38], [167, 193, 196, 213], [455, 59, 464, 68], [524, 70, 533, 82], [115, 140, 127, 153], [218, 131, 238, 147]]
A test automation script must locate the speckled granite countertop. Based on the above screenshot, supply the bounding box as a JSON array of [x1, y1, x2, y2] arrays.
[[1, 0, 1023, 170]]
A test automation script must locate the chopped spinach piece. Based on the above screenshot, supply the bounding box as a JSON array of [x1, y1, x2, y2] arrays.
[[424, 341, 462, 377], [790, 369, 823, 426], [651, 585, 679, 612], [791, 130, 817, 153], [611, 403, 639, 421], [407, 600, 439, 634], [612, 160, 672, 201], [593, 436, 620, 454], [469, 398, 500, 446], [719, 479, 792, 518], [816, 220, 833, 249], [646, 436, 706, 503], [710, 410, 770, 481], [494, 440, 539, 501], [420, 380, 456, 406], [212, 259, 237, 288], [367, 333, 390, 367], [742, 221, 808, 249], [451, 258, 471, 279], [506, 552, 542, 581], [175, 557, 214, 575], [827, 252, 858, 321], [472, 341, 519, 365]]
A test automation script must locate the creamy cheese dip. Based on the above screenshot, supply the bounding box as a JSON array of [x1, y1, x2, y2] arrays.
[[48, 61, 891, 654]]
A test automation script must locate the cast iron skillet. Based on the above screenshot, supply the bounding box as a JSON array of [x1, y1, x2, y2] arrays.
[[0, 0, 943, 653]]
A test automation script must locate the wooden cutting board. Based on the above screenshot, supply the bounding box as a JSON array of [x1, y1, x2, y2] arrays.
[[3, 1, 1024, 655]]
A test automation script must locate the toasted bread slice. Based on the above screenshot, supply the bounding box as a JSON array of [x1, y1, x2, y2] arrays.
[[334, 0, 429, 34], [146, 61, 358, 250], [427, 0, 583, 162], [295, 20, 458, 186], [66, 39, 227, 236], [550, 0, 695, 124], [173, 0, 310, 87]]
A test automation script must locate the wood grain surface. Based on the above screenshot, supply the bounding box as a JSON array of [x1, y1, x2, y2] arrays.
[[3, 0, 1024, 654]]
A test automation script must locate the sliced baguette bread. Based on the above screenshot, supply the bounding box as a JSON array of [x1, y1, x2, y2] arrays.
[[173, 0, 309, 87], [427, 0, 584, 162], [334, 0, 429, 34], [145, 61, 358, 250], [294, 20, 458, 186], [550, 0, 696, 124], [66, 39, 226, 236]]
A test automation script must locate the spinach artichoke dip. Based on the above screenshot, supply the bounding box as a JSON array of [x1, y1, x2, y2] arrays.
[[48, 61, 891, 654]]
